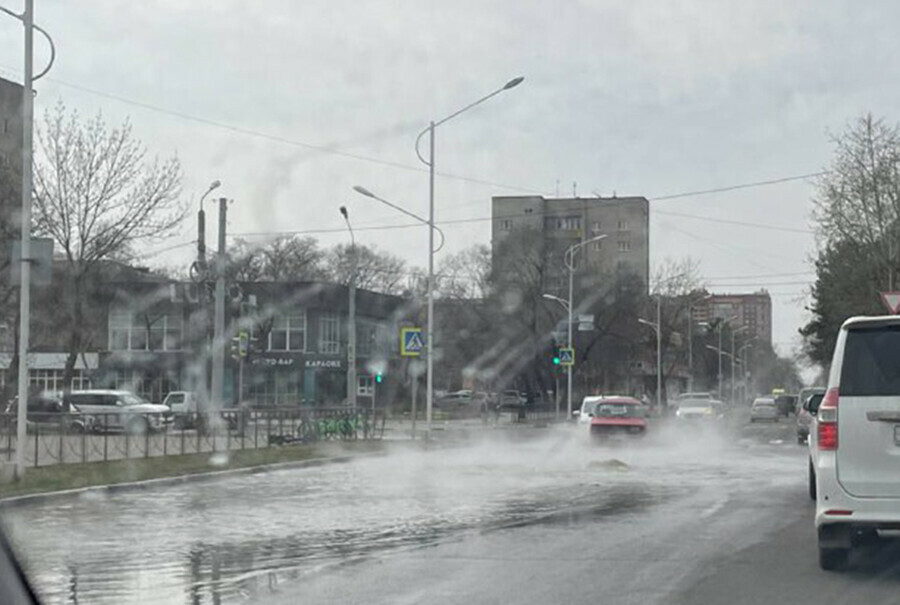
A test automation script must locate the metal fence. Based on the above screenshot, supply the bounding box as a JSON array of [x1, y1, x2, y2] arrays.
[[0, 407, 385, 468]]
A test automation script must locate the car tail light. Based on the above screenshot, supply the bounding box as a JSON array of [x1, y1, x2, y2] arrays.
[[818, 387, 839, 451]]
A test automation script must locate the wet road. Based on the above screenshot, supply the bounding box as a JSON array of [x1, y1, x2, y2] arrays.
[[3, 414, 898, 604]]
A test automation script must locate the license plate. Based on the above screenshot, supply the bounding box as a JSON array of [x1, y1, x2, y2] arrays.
[[895, 425, 900, 445]]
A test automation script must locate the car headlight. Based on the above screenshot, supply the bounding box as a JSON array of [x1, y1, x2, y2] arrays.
[[675, 409, 683, 417]]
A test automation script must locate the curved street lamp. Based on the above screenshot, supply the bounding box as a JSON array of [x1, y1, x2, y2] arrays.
[[409, 77, 524, 438]]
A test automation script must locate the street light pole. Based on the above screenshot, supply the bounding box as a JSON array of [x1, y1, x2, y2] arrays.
[[542, 293, 570, 421], [731, 326, 748, 404], [656, 295, 662, 408], [562, 234, 607, 417], [638, 315, 662, 409], [717, 323, 724, 400], [13, 0, 34, 480], [413, 77, 524, 439], [340, 207, 357, 410]]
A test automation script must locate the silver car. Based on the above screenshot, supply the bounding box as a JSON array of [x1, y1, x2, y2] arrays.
[[750, 397, 779, 422]]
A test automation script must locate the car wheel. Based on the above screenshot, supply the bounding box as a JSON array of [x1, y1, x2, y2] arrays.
[[70, 423, 85, 435], [127, 417, 149, 436], [808, 459, 817, 501], [818, 547, 849, 571], [797, 434, 805, 445]]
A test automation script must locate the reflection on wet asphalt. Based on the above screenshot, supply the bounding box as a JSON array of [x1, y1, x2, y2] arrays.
[[2, 421, 801, 604]]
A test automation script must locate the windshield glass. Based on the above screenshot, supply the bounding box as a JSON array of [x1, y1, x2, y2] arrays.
[[0, 3, 893, 603]]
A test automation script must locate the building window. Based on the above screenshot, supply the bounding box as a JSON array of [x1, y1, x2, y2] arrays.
[[545, 216, 582, 231], [591, 240, 603, 251], [109, 309, 183, 351], [591, 221, 602, 233], [29, 369, 91, 393], [319, 312, 340, 355], [618, 241, 631, 252], [269, 313, 306, 352], [524, 208, 533, 215], [499, 219, 513, 231], [617, 220, 629, 231]]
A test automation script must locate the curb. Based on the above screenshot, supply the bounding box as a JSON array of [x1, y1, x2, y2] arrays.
[[0, 454, 367, 510]]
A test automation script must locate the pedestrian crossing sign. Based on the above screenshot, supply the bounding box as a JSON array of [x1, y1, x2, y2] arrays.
[[401, 327, 425, 356], [559, 347, 574, 366]]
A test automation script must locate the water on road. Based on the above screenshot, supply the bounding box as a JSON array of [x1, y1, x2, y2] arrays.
[[1, 419, 802, 604]]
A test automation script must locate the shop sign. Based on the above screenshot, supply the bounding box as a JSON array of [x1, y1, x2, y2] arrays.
[[251, 358, 296, 367], [305, 359, 342, 369]]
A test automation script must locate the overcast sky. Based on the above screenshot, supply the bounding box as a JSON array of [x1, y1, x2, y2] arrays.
[[2, 0, 899, 366]]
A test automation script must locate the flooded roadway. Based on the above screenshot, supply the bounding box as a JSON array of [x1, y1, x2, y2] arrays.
[[1, 418, 804, 604]]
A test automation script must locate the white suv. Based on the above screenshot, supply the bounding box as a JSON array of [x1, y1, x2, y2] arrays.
[[809, 316, 900, 570]]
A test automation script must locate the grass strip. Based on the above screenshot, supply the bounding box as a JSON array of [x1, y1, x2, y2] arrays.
[[0, 441, 386, 500]]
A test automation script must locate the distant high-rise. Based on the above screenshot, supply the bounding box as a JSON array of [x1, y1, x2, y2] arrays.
[[693, 291, 773, 348], [490, 195, 650, 292]]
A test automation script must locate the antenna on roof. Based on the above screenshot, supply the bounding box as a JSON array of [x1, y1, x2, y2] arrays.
[[573, 181, 577, 198], [555, 179, 560, 198]]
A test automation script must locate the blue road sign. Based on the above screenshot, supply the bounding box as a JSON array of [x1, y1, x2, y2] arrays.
[[401, 327, 425, 356], [559, 347, 575, 366]]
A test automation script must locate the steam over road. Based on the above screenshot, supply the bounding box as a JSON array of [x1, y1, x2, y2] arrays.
[[4, 416, 899, 604]]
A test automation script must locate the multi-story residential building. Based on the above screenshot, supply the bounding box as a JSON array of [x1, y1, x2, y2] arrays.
[[692, 290, 773, 348], [491, 195, 650, 293]]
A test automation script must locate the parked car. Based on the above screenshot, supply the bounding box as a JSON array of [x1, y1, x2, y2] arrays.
[[809, 315, 900, 570], [674, 398, 725, 421], [750, 397, 779, 422], [588, 397, 647, 438], [64, 390, 172, 434], [4, 395, 96, 433], [162, 391, 241, 431], [796, 389, 825, 443]]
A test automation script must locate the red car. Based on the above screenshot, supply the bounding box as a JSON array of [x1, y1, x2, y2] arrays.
[[589, 397, 647, 438]]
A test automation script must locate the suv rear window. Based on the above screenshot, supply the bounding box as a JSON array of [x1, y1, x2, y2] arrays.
[[841, 325, 900, 396]]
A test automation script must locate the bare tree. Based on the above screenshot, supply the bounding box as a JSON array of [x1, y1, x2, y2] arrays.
[[437, 244, 491, 299], [812, 114, 900, 288], [32, 102, 184, 386], [228, 236, 325, 282], [326, 243, 407, 294], [648, 257, 705, 405]]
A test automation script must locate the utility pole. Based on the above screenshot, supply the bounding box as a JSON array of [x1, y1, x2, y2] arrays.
[[14, 0, 34, 480], [717, 323, 724, 401], [656, 295, 662, 409], [210, 198, 227, 410], [340, 207, 357, 410]]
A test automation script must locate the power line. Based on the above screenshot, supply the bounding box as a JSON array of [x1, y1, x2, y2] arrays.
[[653, 209, 815, 234], [649, 172, 825, 201], [703, 270, 814, 280], [4, 65, 550, 195]]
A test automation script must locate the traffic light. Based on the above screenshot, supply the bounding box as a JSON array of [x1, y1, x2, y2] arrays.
[[375, 372, 383, 384], [551, 345, 561, 366]]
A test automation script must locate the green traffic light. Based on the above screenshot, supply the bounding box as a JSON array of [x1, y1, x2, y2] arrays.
[[375, 373, 383, 383], [552, 357, 560, 365]]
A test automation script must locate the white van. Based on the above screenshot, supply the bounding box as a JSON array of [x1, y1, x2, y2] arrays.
[[809, 316, 900, 570]]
